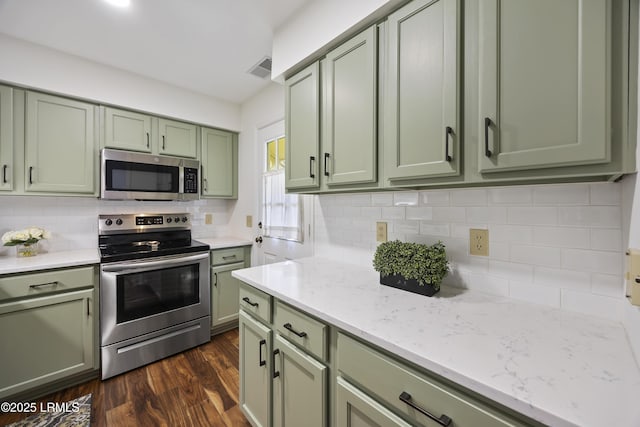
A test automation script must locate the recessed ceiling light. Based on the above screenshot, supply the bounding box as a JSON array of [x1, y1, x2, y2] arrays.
[[104, 0, 130, 8]]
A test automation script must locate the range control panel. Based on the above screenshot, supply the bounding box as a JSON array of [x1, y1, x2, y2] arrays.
[[99, 213, 191, 234]]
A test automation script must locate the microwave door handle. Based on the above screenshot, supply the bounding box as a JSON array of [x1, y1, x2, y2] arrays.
[[101, 252, 209, 273]]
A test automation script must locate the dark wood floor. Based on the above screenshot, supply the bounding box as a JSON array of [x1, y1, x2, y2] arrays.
[[0, 329, 251, 427]]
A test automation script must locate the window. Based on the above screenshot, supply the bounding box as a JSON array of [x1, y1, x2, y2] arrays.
[[262, 136, 303, 242]]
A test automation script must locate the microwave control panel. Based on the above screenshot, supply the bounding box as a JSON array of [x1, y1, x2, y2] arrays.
[[184, 167, 198, 194]]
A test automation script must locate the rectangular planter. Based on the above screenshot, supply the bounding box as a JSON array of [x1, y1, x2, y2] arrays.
[[379, 273, 439, 297]]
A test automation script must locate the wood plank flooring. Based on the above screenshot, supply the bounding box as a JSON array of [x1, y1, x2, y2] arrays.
[[0, 329, 251, 427]]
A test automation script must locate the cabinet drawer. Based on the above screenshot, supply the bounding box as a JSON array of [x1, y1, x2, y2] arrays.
[[0, 266, 95, 303], [337, 333, 523, 427], [239, 282, 272, 324], [274, 300, 327, 361], [211, 247, 245, 266]]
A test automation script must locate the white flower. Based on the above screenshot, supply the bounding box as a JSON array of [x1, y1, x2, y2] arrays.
[[12, 230, 29, 241], [1, 231, 12, 244], [43, 230, 51, 239], [28, 227, 43, 239]]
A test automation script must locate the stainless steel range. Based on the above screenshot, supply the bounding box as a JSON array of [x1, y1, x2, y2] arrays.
[[98, 213, 210, 379]]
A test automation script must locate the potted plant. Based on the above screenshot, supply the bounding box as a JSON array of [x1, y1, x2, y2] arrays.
[[373, 240, 449, 296]]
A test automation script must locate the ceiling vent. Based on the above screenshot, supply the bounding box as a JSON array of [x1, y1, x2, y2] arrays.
[[248, 56, 272, 79]]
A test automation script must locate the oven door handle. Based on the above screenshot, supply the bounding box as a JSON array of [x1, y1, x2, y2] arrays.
[[101, 252, 209, 273]]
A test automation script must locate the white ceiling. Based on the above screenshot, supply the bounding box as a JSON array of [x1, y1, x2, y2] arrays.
[[0, 0, 312, 104]]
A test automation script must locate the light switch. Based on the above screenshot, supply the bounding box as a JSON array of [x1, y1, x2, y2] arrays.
[[627, 249, 640, 305], [246, 215, 253, 228], [204, 214, 213, 225], [376, 222, 387, 242]]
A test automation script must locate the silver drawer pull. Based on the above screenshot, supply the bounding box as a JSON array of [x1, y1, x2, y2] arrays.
[[222, 255, 237, 260], [29, 281, 60, 289], [399, 391, 452, 426], [283, 322, 307, 338]]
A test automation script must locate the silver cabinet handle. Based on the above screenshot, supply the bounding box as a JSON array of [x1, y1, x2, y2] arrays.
[[29, 281, 59, 289]]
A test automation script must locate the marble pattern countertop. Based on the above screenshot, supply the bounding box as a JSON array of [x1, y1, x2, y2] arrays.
[[0, 237, 251, 275], [0, 249, 101, 275], [197, 237, 253, 250], [232, 257, 640, 427]]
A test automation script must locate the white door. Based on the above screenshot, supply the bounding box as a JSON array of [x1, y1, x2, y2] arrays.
[[255, 120, 314, 265]]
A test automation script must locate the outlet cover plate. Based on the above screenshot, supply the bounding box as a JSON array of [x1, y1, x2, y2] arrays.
[[376, 222, 388, 242], [470, 228, 489, 256]]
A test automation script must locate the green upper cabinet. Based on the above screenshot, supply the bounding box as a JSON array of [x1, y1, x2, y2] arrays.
[[285, 62, 320, 190], [0, 85, 13, 192], [478, 0, 610, 173], [383, 0, 461, 181], [25, 92, 96, 195], [158, 117, 198, 158], [104, 107, 152, 153], [322, 25, 378, 187], [201, 127, 238, 198]]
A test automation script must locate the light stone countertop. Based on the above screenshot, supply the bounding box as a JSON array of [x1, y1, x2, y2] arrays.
[[232, 256, 640, 427], [197, 237, 253, 250], [0, 249, 100, 275]]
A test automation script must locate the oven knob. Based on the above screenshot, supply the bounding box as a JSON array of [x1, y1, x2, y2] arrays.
[[115, 219, 123, 226], [166, 217, 172, 223], [105, 219, 113, 226], [182, 216, 188, 223], [174, 217, 180, 223]]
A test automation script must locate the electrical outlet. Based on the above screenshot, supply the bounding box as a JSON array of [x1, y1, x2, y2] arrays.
[[204, 214, 213, 225], [376, 222, 388, 242], [469, 228, 489, 256], [246, 215, 253, 228]]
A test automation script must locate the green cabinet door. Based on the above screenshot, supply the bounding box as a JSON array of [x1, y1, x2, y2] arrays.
[[239, 311, 272, 427], [25, 92, 96, 194], [322, 25, 377, 186], [0, 289, 95, 398], [104, 107, 152, 152], [158, 118, 197, 158], [273, 334, 327, 427], [336, 377, 411, 427], [478, 0, 610, 172], [0, 85, 13, 191], [201, 127, 238, 198], [383, 0, 460, 181], [211, 262, 244, 327], [285, 62, 320, 190]]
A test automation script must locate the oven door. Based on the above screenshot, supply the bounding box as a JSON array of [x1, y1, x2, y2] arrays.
[[100, 251, 210, 346]]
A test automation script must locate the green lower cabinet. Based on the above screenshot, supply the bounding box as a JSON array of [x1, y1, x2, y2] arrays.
[[273, 334, 328, 427], [211, 261, 244, 328], [336, 376, 411, 427], [239, 311, 272, 427], [0, 288, 95, 399]]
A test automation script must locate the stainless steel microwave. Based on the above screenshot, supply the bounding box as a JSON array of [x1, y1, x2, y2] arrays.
[[100, 148, 200, 201]]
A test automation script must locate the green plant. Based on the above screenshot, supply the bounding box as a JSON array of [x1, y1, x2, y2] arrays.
[[373, 240, 449, 289]]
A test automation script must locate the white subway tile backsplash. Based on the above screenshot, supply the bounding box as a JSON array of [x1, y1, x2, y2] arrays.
[[533, 184, 590, 205], [406, 207, 433, 220], [489, 224, 533, 243], [466, 207, 507, 224], [488, 241, 510, 261], [558, 206, 622, 228], [510, 245, 561, 268], [371, 193, 393, 206], [419, 222, 450, 237], [489, 260, 534, 282], [534, 267, 591, 290], [562, 249, 622, 275], [381, 207, 405, 220], [432, 207, 466, 223], [560, 290, 623, 321], [394, 220, 420, 235], [591, 273, 624, 298], [419, 190, 450, 206], [450, 189, 488, 206], [508, 207, 558, 225], [488, 186, 533, 205], [393, 192, 419, 206], [590, 183, 622, 205], [590, 228, 623, 252], [532, 226, 590, 249]]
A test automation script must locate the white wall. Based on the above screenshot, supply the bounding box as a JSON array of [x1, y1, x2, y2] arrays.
[[0, 34, 240, 130], [231, 82, 286, 264], [271, 0, 403, 80]]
